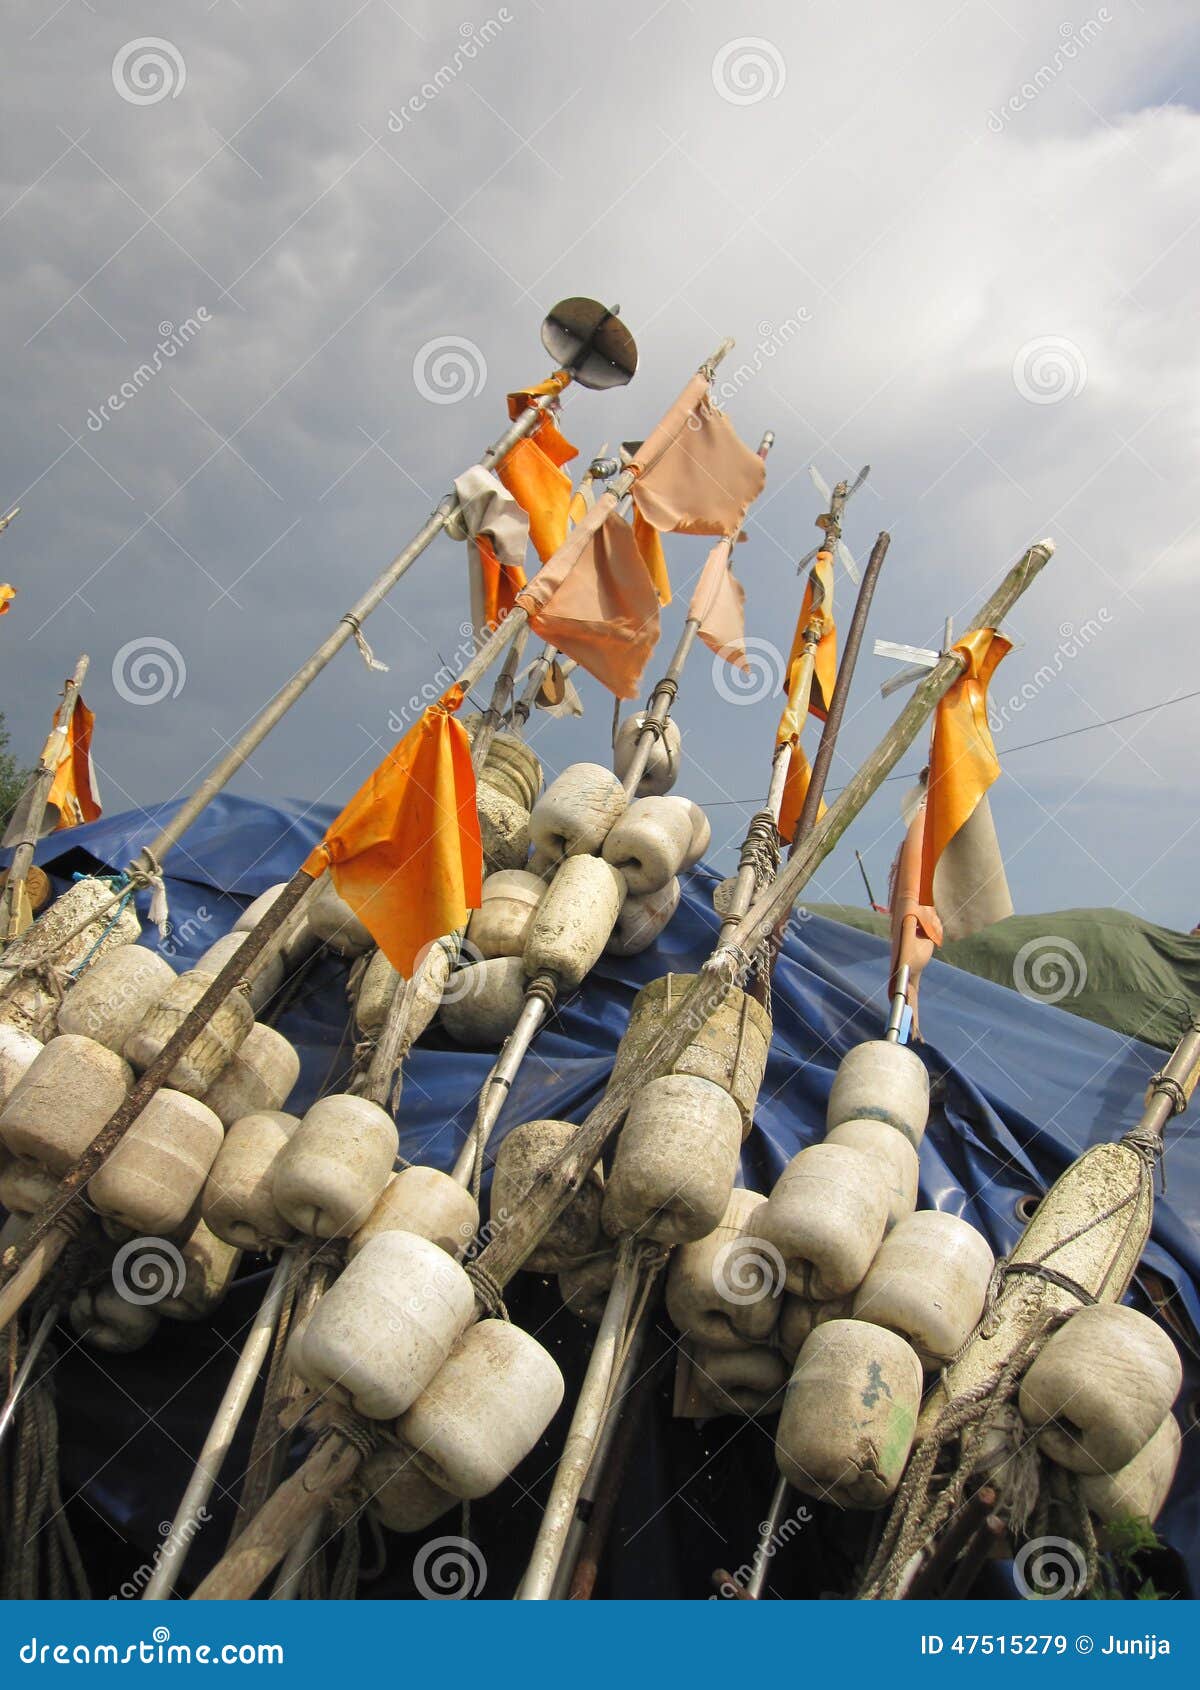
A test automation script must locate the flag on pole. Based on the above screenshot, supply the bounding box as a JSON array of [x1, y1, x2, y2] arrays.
[[777, 742, 824, 846], [302, 685, 482, 975], [632, 507, 671, 605], [688, 537, 746, 668], [500, 375, 578, 563], [0, 585, 14, 616], [889, 792, 943, 1035], [919, 628, 1012, 905], [629, 373, 766, 537], [46, 698, 102, 830], [515, 491, 660, 699], [786, 550, 837, 720], [452, 466, 530, 640]]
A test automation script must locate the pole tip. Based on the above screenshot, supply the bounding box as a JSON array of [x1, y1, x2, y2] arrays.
[[1036, 537, 1056, 554]]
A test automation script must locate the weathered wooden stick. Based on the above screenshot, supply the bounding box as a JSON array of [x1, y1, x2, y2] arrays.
[[190, 537, 1055, 1600], [1, 655, 89, 944]]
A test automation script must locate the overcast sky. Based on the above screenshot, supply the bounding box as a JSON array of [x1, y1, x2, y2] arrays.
[[3, 0, 1198, 928]]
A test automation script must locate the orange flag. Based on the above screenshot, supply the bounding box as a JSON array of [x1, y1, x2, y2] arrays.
[[474, 535, 525, 634], [777, 742, 825, 846], [303, 685, 482, 975], [688, 537, 746, 668], [632, 507, 671, 605], [0, 585, 14, 616], [785, 550, 837, 720], [515, 491, 660, 699], [46, 698, 102, 830], [500, 375, 578, 563], [629, 373, 766, 537], [919, 628, 1012, 906], [889, 793, 943, 1036]]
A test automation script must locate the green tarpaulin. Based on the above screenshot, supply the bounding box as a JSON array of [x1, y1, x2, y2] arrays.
[[800, 904, 1200, 1050]]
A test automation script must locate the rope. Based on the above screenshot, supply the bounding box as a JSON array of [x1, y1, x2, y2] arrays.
[[0, 1304, 90, 1599], [464, 1260, 509, 1321]]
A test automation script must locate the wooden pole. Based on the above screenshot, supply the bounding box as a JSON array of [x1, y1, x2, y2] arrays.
[[190, 538, 1055, 1601], [1, 655, 89, 943]]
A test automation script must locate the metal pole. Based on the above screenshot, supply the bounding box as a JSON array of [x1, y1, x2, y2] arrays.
[[743, 1473, 792, 1599], [143, 1250, 299, 1598], [0, 1302, 58, 1450], [1, 655, 89, 943], [518, 1238, 641, 1600], [269, 1511, 325, 1599]]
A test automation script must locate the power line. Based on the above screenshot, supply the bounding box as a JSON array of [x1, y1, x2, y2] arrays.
[[704, 686, 1200, 807]]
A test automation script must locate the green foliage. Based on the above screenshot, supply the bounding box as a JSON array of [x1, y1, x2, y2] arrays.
[[0, 711, 32, 831]]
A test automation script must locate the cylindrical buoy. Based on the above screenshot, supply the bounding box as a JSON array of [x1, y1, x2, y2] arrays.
[[400, 1319, 565, 1499], [612, 713, 682, 797], [202, 1022, 300, 1128], [350, 1166, 480, 1260], [88, 1088, 225, 1236], [523, 856, 625, 989], [466, 870, 545, 961], [758, 1143, 891, 1299], [1018, 1304, 1182, 1475], [852, 1209, 995, 1365], [601, 797, 695, 895], [666, 1188, 780, 1348], [362, 1442, 458, 1533], [289, 1230, 475, 1419], [476, 782, 531, 872], [826, 1040, 930, 1148], [681, 800, 711, 868], [602, 1073, 743, 1245], [0, 1033, 132, 1173], [775, 1320, 924, 1508], [354, 949, 403, 1038], [490, 1119, 605, 1272], [0, 1025, 43, 1109], [558, 1252, 616, 1325], [307, 876, 374, 957], [156, 1217, 241, 1321], [826, 1118, 919, 1231], [69, 1283, 161, 1354], [607, 974, 772, 1135], [1078, 1413, 1181, 1525], [439, 955, 527, 1045], [57, 947, 177, 1054], [690, 1342, 788, 1418], [0, 1152, 58, 1215], [528, 763, 628, 861], [775, 1292, 853, 1363], [605, 878, 680, 958], [234, 882, 319, 971], [202, 1110, 300, 1252], [272, 1094, 398, 1239], [195, 932, 285, 1014], [0, 878, 141, 1039], [123, 970, 254, 1098], [463, 716, 543, 810]]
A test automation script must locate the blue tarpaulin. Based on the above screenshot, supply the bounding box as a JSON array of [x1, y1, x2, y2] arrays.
[[19, 796, 1200, 1599]]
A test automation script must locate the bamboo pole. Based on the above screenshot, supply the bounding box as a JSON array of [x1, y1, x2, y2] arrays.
[[1, 655, 89, 943], [126, 373, 593, 881], [190, 538, 1054, 1601], [0, 867, 314, 1332], [142, 1249, 300, 1599]]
